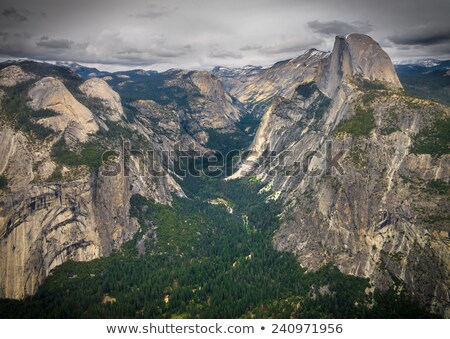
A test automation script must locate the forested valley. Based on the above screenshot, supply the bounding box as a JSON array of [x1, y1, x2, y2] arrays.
[[0, 171, 431, 318]]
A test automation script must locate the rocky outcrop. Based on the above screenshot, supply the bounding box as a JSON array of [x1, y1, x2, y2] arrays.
[[1, 132, 34, 191], [0, 168, 151, 299], [0, 128, 15, 175], [0, 65, 35, 87], [0, 180, 102, 298], [316, 34, 403, 97], [161, 69, 242, 143], [189, 70, 240, 122], [79, 78, 124, 121], [28, 77, 99, 143]]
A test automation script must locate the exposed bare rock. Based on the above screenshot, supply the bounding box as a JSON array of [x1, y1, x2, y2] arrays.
[[0, 133, 183, 299], [1, 131, 34, 191], [130, 99, 182, 144], [0, 36, 447, 318], [215, 49, 328, 114], [28, 77, 99, 143], [235, 84, 449, 316], [0, 181, 101, 299], [37, 161, 56, 180], [100, 68, 245, 144], [79, 78, 124, 121], [316, 34, 403, 96], [0, 143, 176, 300], [0, 168, 147, 299], [0, 127, 15, 175], [189, 70, 240, 122], [161, 69, 242, 143], [0, 65, 35, 87]]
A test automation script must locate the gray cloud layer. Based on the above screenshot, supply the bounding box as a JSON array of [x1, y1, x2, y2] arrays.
[[0, 0, 449, 71], [308, 20, 373, 36], [36, 36, 73, 49], [2, 7, 28, 22]]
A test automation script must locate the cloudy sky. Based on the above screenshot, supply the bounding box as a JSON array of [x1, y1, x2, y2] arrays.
[[0, 0, 449, 71]]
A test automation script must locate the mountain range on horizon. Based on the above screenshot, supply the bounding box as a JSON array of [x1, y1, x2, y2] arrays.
[[2, 52, 449, 79], [3, 46, 448, 107], [0, 33, 449, 319]]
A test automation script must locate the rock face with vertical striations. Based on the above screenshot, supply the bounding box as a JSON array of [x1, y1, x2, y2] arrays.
[[0, 124, 141, 299], [316, 34, 403, 97]]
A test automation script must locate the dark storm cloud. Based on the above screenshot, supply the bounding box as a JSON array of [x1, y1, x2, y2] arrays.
[[0, 0, 449, 70], [36, 37, 73, 49], [308, 20, 373, 36], [388, 27, 450, 46], [2, 7, 28, 22]]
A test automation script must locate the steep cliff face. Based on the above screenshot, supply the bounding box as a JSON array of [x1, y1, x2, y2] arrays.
[[189, 70, 240, 122], [0, 36, 448, 316], [232, 35, 449, 315], [316, 34, 403, 97], [0, 180, 101, 298], [0, 122, 140, 299], [0, 64, 184, 299]]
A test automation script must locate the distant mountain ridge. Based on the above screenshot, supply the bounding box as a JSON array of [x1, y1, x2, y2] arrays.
[[395, 59, 450, 105]]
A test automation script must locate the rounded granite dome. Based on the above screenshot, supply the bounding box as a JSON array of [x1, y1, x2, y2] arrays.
[[316, 33, 403, 96]]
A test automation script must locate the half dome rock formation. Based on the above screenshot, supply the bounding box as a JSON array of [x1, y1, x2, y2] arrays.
[[316, 33, 403, 97], [28, 77, 99, 143], [0, 65, 35, 87], [79, 78, 124, 121]]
